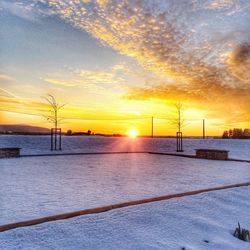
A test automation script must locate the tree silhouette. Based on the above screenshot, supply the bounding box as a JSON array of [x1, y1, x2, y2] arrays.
[[171, 102, 185, 132], [43, 94, 66, 130], [43, 95, 66, 150], [171, 102, 186, 152]]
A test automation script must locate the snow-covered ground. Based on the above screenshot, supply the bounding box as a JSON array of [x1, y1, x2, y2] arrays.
[[1, 186, 249, 250], [0, 135, 250, 160], [1, 135, 250, 249], [1, 153, 250, 225]]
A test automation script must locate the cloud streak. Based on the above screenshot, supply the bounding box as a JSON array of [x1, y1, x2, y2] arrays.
[[41, 64, 128, 89]]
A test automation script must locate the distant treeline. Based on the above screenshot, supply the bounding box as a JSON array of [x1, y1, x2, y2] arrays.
[[222, 128, 250, 139], [65, 130, 92, 136], [0, 132, 51, 135]]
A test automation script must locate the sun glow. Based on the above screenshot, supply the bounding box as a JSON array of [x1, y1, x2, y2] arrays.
[[128, 129, 138, 138]]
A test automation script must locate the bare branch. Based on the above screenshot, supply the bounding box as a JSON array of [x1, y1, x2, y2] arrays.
[[42, 95, 67, 128], [58, 103, 67, 110], [171, 101, 186, 132]]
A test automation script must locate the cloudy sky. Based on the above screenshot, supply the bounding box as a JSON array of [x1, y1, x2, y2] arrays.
[[0, 0, 249, 135]]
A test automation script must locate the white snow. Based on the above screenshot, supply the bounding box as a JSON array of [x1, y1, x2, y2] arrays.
[[1, 186, 249, 250], [1, 135, 250, 249], [0, 135, 250, 160], [1, 153, 250, 225]]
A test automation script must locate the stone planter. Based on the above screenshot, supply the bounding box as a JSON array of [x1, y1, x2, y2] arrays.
[[0, 148, 21, 158], [196, 149, 229, 160]]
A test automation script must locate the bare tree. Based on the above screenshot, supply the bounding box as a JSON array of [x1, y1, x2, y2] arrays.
[[43, 95, 66, 150], [170, 102, 186, 152], [171, 102, 185, 132], [43, 94, 66, 129]]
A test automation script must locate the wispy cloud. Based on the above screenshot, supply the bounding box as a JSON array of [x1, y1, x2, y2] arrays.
[[42, 78, 80, 87], [0, 0, 51, 22], [0, 87, 19, 99], [41, 63, 134, 88], [0, 75, 19, 99], [0, 74, 14, 82], [79, 69, 122, 84], [205, 0, 238, 10]]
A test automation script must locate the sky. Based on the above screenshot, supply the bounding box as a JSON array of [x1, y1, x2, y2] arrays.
[[0, 0, 250, 136]]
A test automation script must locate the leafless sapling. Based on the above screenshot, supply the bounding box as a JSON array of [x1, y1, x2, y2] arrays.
[[43, 95, 66, 150]]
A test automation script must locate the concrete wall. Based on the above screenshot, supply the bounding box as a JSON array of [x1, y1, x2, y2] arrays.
[[0, 148, 20, 158], [196, 149, 228, 160]]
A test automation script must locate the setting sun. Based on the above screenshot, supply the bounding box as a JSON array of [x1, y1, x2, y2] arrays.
[[128, 129, 138, 138]]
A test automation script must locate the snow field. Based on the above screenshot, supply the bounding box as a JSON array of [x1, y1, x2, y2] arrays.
[[0, 186, 249, 250], [1, 153, 249, 225], [1, 136, 250, 160]]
